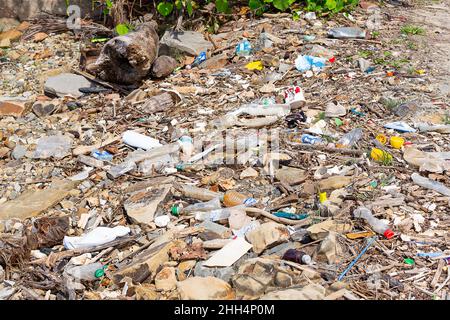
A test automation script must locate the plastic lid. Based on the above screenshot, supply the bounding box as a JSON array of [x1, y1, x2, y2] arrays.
[[302, 255, 312, 265], [171, 206, 180, 216], [95, 268, 105, 278], [384, 229, 394, 239]]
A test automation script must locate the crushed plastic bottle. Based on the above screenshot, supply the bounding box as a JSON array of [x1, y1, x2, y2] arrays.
[[231, 103, 291, 118], [63, 226, 131, 250], [384, 121, 416, 133], [195, 207, 243, 222], [353, 207, 394, 239], [92, 149, 113, 161], [301, 134, 323, 145], [295, 55, 326, 72], [223, 190, 257, 207], [172, 197, 222, 216], [178, 184, 223, 201], [336, 128, 363, 148], [236, 39, 252, 57], [65, 262, 104, 281], [123, 131, 162, 150], [411, 173, 450, 196], [328, 27, 366, 39]]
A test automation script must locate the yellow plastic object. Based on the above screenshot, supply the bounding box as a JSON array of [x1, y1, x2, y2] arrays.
[[371, 148, 393, 162], [319, 192, 327, 203], [245, 61, 264, 71], [390, 136, 405, 149], [376, 134, 387, 145], [346, 231, 376, 240]]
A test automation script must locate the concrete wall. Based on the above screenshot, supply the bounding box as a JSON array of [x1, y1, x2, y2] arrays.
[[0, 0, 93, 21]]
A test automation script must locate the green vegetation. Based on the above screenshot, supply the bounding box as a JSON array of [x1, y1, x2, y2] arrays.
[[401, 25, 425, 35]]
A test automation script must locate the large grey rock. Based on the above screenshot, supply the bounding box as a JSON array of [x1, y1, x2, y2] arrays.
[[194, 262, 235, 283], [160, 31, 213, 56], [44, 73, 92, 98]]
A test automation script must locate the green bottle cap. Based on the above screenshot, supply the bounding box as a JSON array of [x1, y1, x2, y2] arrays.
[[404, 258, 415, 265], [95, 268, 105, 278], [171, 206, 180, 216]]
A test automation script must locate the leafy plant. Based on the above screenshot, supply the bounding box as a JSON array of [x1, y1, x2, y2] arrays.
[[305, 0, 359, 13], [157, 1, 174, 16], [401, 25, 425, 35], [115, 23, 130, 35]]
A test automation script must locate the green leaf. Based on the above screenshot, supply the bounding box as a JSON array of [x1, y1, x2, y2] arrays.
[[186, 0, 194, 16], [249, 0, 266, 14], [106, 0, 113, 9], [115, 24, 129, 35], [263, 0, 273, 2], [175, 0, 183, 9], [157, 1, 174, 16], [273, 0, 290, 11], [215, 0, 229, 13], [325, 0, 337, 10]]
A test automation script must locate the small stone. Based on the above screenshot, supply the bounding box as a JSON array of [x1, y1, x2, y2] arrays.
[[151, 55, 178, 78], [274, 272, 293, 288], [32, 101, 57, 117], [0, 37, 10, 48], [0, 265, 4, 282], [135, 284, 158, 300], [160, 31, 213, 56], [177, 260, 197, 281], [33, 32, 48, 42], [0, 147, 10, 158], [155, 267, 177, 291], [275, 166, 306, 185], [260, 284, 326, 300], [318, 176, 353, 190], [194, 261, 235, 283], [246, 222, 290, 254], [0, 29, 22, 42], [240, 167, 259, 179], [78, 155, 104, 168], [11, 145, 26, 160], [325, 102, 347, 117], [0, 100, 27, 117], [177, 276, 235, 300], [44, 73, 92, 98]]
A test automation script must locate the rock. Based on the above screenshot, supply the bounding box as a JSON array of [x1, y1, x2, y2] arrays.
[[151, 55, 178, 78], [358, 58, 372, 72], [0, 37, 10, 48], [0, 29, 22, 42], [32, 100, 58, 117], [78, 155, 104, 168], [44, 73, 92, 98], [124, 183, 172, 225], [199, 53, 229, 69], [135, 284, 158, 300], [360, 0, 379, 10], [0, 100, 27, 117], [318, 176, 353, 190], [160, 31, 213, 56], [11, 145, 26, 160], [307, 219, 352, 240], [177, 276, 235, 300], [0, 265, 4, 283], [228, 209, 252, 230], [260, 284, 326, 300], [33, 32, 48, 42], [274, 272, 293, 287], [232, 258, 276, 298], [318, 232, 344, 264], [246, 222, 290, 254], [155, 267, 177, 291], [240, 167, 258, 179], [0, 18, 19, 32], [194, 261, 235, 283], [33, 134, 72, 159], [275, 166, 306, 185], [177, 260, 196, 281], [325, 102, 347, 117], [0, 179, 78, 220], [0, 147, 9, 159], [155, 215, 171, 228]]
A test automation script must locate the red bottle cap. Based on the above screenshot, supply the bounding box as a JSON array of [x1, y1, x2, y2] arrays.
[[329, 57, 336, 63], [384, 229, 394, 239]]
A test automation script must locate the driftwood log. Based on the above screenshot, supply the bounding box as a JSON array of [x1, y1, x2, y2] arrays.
[[87, 21, 160, 84]]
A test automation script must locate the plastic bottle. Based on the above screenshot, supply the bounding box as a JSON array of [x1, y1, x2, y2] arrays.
[[353, 207, 394, 239], [178, 136, 194, 159], [172, 197, 222, 216], [232, 103, 291, 117], [411, 173, 450, 196], [178, 184, 223, 201], [223, 190, 257, 207], [327, 27, 366, 39], [195, 207, 240, 222], [122, 131, 162, 150], [65, 262, 104, 281], [336, 128, 363, 148], [301, 134, 323, 145], [63, 226, 131, 250], [236, 39, 252, 57], [282, 249, 312, 265]]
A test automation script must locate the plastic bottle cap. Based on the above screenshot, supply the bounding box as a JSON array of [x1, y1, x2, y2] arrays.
[[171, 206, 180, 216], [95, 268, 105, 278], [390, 136, 405, 149], [302, 255, 312, 265], [384, 229, 394, 239]]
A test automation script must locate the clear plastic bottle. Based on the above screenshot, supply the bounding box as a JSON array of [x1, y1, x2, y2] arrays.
[[223, 190, 257, 207], [411, 173, 450, 196], [122, 131, 162, 150], [195, 207, 239, 222], [178, 184, 223, 201], [65, 262, 104, 281], [232, 103, 291, 117], [172, 197, 222, 215], [353, 207, 394, 239], [328, 27, 366, 39], [336, 128, 363, 148]]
